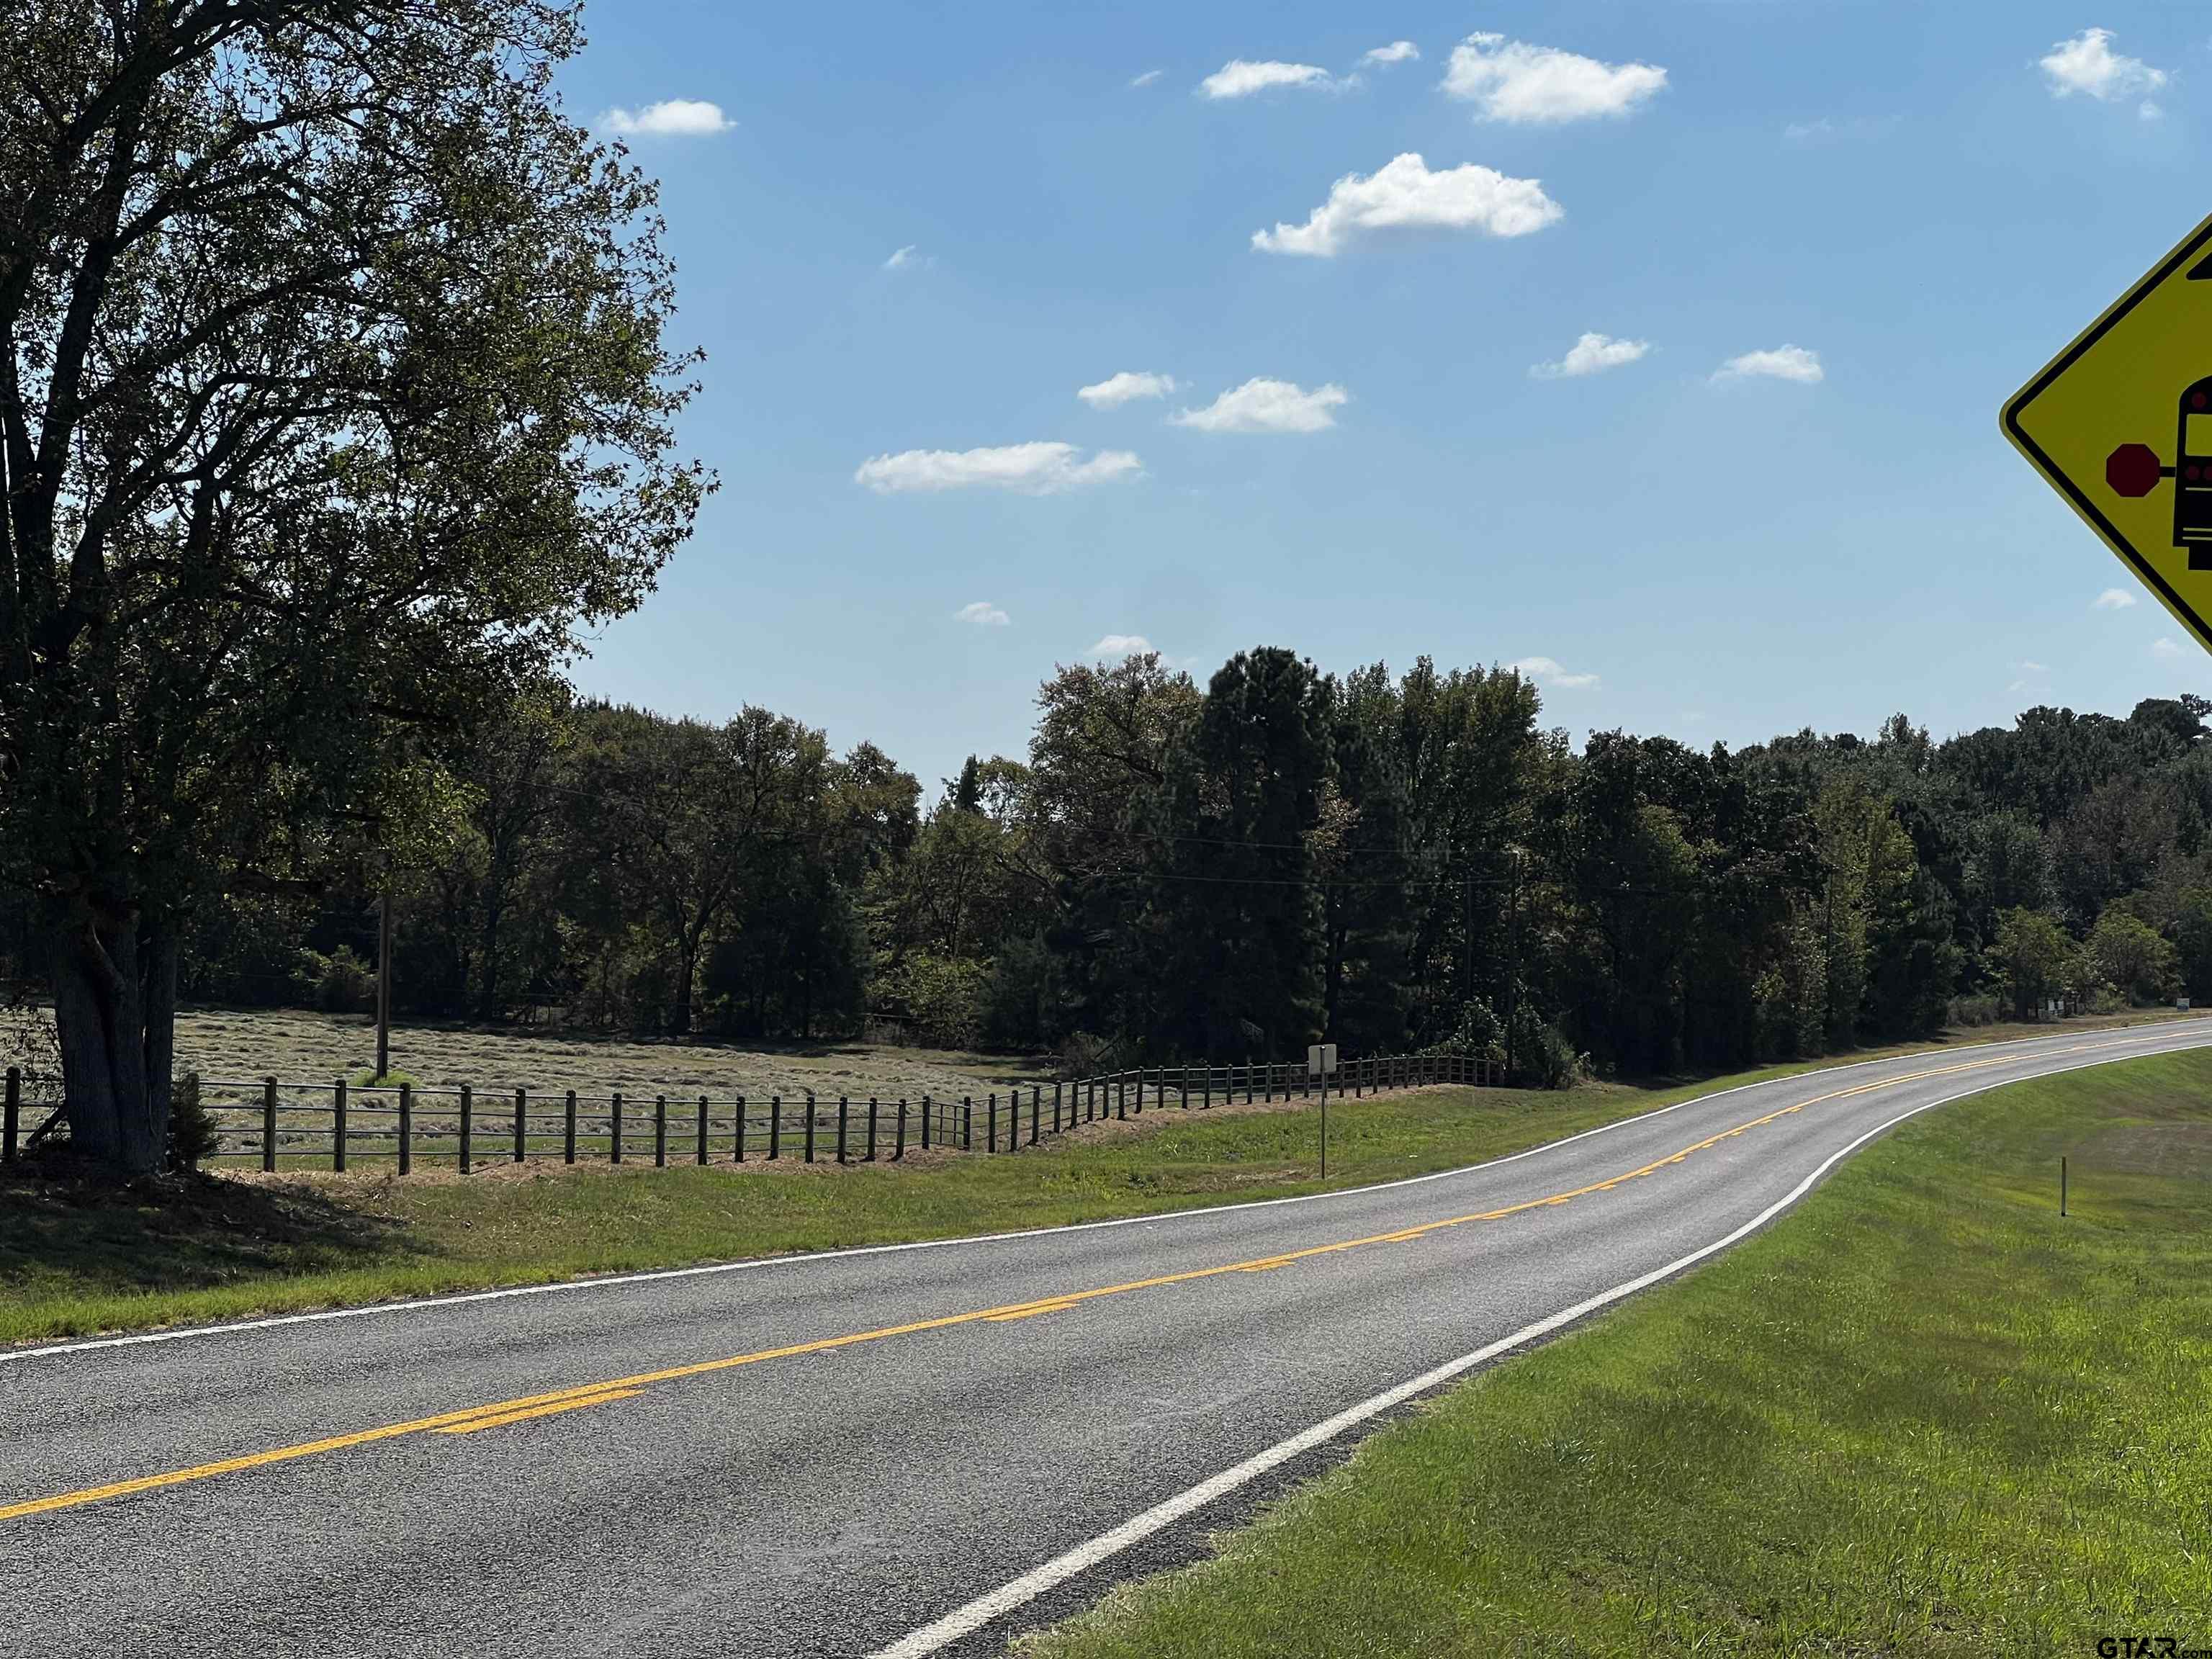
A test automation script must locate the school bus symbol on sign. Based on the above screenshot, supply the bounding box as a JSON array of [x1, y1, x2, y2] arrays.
[[2004, 210, 2212, 655]]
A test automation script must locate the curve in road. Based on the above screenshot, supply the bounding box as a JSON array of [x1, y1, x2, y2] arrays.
[[4, 1021, 2206, 1658]]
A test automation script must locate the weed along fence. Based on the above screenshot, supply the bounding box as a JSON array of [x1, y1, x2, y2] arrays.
[[0, 1052, 1494, 1174]]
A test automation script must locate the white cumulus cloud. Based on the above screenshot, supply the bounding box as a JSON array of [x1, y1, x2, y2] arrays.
[[1532, 332, 1651, 379], [1201, 60, 1334, 99], [1714, 345, 1823, 384], [1511, 655, 1601, 690], [1363, 41, 1420, 66], [855, 442, 1143, 495], [2094, 588, 2140, 611], [2040, 28, 2167, 105], [1442, 33, 1665, 123], [1252, 152, 1562, 257], [1089, 634, 1154, 659], [2154, 637, 2185, 659], [598, 99, 735, 137], [1172, 378, 1347, 434], [955, 601, 1010, 627], [1078, 371, 1177, 408]]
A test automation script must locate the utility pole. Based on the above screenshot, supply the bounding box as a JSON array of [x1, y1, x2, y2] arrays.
[[375, 850, 393, 1082]]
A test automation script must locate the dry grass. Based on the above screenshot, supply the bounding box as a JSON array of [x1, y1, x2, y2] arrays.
[[1, 1003, 1054, 1102]]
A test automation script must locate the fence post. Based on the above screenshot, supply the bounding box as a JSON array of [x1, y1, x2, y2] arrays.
[[837, 1095, 850, 1166], [895, 1099, 907, 1161], [988, 1093, 997, 1154], [460, 1083, 474, 1169], [804, 1090, 817, 1163], [963, 1096, 973, 1151], [1030, 1086, 1040, 1146], [1054, 1080, 1064, 1133], [868, 1096, 879, 1161], [1, 1066, 16, 1165], [735, 1094, 747, 1163], [697, 1094, 710, 1166], [1203, 1066, 1211, 1110], [1245, 1064, 1254, 1106], [609, 1092, 621, 1164], [398, 1083, 413, 1175], [921, 1094, 932, 1152], [261, 1076, 278, 1172], [514, 1087, 528, 1163], [769, 1094, 781, 1161], [565, 1090, 578, 1164], [332, 1078, 347, 1172], [1117, 1074, 1126, 1120], [655, 1095, 667, 1167]]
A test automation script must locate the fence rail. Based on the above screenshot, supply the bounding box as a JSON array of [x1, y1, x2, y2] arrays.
[[0, 1051, 1496, 1174]]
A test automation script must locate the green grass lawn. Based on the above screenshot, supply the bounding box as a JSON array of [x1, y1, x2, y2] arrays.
[[1018, 1047, 2212, 1659]]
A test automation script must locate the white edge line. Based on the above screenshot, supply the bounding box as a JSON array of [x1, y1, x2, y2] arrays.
[[6, 1024, 2203, 1367], [863, 1046, 2148, 1658]]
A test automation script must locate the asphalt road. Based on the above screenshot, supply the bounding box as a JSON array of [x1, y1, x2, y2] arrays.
[[4, 1022, 2206, 1658]]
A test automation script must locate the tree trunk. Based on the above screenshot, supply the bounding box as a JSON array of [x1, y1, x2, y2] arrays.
[[478, 891, 503, 1022], [49, 902, 168, 1174]]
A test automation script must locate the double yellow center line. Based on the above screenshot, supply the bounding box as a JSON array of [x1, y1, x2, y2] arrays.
[[0, 1040, 2123, 1524]]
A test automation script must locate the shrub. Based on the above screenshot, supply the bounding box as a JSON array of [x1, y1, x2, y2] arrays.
[[308, 947, 377, 1014], [166, 1074, 220, 1170]]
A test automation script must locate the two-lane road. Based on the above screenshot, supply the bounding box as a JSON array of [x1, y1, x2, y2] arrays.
[[5, 1022, 2205, 1658]]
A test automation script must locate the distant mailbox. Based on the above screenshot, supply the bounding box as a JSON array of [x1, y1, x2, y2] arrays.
[[2181, 997, 2193, 1011], [1306, 1043, 1339, 1077]]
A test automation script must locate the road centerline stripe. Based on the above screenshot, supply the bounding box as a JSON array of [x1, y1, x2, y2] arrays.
[[0, 1038, 2137, 1526]]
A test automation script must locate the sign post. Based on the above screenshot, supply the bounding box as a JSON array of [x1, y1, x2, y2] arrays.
[[1307, 1043, 1339, 1179], [2004, 210, 2212, 648]]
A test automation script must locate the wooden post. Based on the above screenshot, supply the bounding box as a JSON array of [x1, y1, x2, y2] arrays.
[[1203, 1066, 1211, 1110], [1054, 1080, 1064, 1133], [2, 1066, 16, 1164], [963, 1097, 973, 1151], [769, 1094, 781, 1161], [514, 1087, 528, 1162], [261, 1076, 278, 1172], [332, 1078, 348, 1172], [460, 1083, 474, 1169], [565, 1090, 578, 1164], [1030, 1086, 1040, 1146], [837, 1094, 850, 1165], [735, 1094, 747, 1162], [867, 1096, 879, 1161], [697, 1094, 710, 1166], [1244, 1064, 1253, 1105], [921, 1094, 932, 1151], [895, 1099, 907, 1161], [608, 1091, 620, 1164], [988, 1093, 997, 1154], [398, 1083, 413, 1175], [655, 1094, 667, 1166], [804, 1091, 817, 1163]]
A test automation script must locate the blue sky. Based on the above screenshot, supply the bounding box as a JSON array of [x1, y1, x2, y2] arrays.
[[560, 1, 2209, 793]]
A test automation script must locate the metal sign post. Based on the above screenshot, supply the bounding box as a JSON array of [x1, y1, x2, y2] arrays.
[[1307, 1043, 1339, 1179]]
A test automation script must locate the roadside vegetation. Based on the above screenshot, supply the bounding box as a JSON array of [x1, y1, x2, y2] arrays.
[[3, 1013, 2198, 1349], [1020, 1046, 2212, 1659]]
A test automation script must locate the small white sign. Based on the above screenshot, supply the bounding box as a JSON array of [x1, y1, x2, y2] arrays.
[[2180, 997, 2193, 1012], [1307, 1042, 1339, 1077]]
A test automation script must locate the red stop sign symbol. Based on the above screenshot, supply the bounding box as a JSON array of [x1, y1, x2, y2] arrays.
[[2107, 442, 2164, 498]]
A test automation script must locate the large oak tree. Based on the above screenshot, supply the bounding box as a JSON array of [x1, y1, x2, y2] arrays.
[[0, 1, 709, 1171]]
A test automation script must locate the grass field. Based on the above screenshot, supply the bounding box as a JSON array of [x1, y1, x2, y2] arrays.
[[1018, 1047, 2212, 1659], [1, 1003, 1059, 1106]]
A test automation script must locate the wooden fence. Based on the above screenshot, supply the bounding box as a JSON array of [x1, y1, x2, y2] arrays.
[[0, 1051, 1495, 1174]]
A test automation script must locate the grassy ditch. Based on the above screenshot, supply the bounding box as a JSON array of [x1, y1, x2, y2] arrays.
[[1020, 1047, 2212, 1658]]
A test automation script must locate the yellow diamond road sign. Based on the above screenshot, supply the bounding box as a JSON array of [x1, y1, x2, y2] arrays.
[[2004, 210, 2212, 655]]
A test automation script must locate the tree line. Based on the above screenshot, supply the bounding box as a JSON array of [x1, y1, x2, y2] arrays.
[[15, 652, 2202, 1087]]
